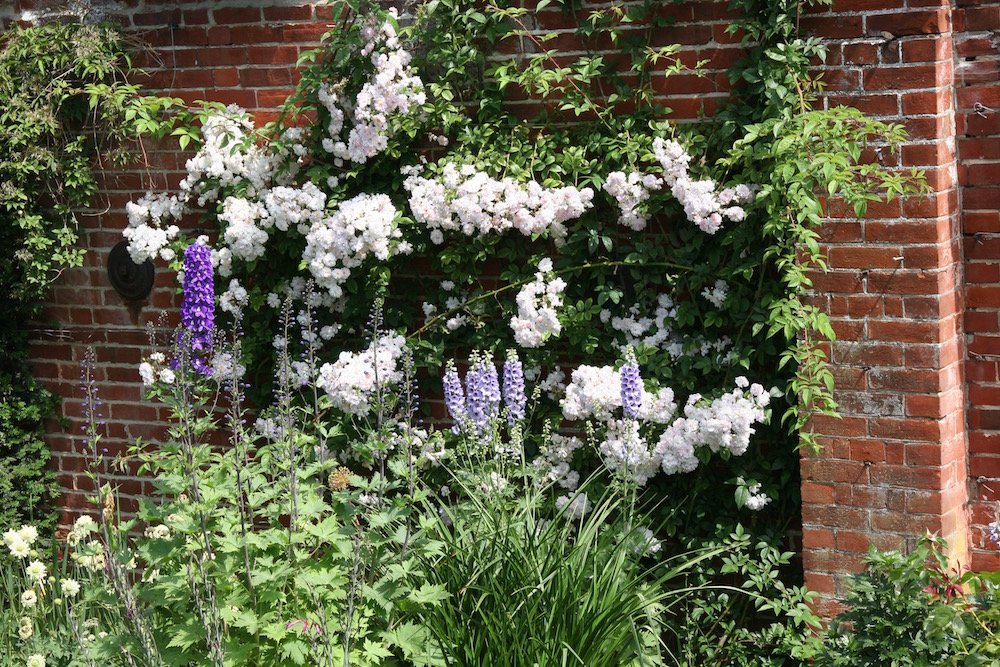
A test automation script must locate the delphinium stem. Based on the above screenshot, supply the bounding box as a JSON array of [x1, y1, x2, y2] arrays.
[[222, 325, 256, 600], [81, 347, 165, 667], [276, 297, 300, 555], [302, 282, 328, 472], [66, 606, 98, 667]]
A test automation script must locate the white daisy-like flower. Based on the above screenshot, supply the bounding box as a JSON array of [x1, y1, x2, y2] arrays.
[[17, 525, 38, 545], [8, 538, 29, 559], [20, 589, 38, 608], [61, 578, 81, 598], [25, 560, 47, 583]]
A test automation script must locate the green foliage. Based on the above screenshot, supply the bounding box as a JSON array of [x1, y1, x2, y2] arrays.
[[3, 334, 444, 667], [0, 17, 184, 537], [125, 0, 924, 663], [670, 523, 821, 665], [816, 534, 971, 667], [932, 568, 1000, 667], [417, 476, 733, 666]]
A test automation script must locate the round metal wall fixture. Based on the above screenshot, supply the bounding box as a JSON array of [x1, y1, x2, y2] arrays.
[[107, 240, 155, 301]]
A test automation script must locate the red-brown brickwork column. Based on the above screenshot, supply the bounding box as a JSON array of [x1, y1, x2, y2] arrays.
[[956, 0, 1000, 573], [800, 0, 968, 616]]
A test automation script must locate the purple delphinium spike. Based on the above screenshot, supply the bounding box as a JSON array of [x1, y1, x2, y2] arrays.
[[503, 349, 526, 425], [481, 355, 501, 422], [442, 360, 467, 433], [464, 354, 486, 430], [620, 347, 642, 420], [180, 241, 215, 374], [466, 351, 500, 434]]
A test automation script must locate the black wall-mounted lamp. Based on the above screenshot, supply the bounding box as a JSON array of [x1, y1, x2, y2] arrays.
[[107, 240, 154, 301]]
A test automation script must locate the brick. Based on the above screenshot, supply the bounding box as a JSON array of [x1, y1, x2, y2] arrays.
[[212, 7, 262, 24], [956, 37, 998, 59], [212, 89, 257, 109], [907, 391, 963, 419], [801, 15, 864, 39], [173, 27, 207, 46], [806, 572, 836, 594], [281, 23, 332, 43], [968, 285, 1000, 308], [866, 219, 949, 244], [870, 416, 944, 442], [239, 67, 295, 88], [850, 439, 886, 462], [197, 47, 250, 67], [966, 6, 1000, 31], [263, 6, 315, 21], [867, 10, 951, 37], [214, 68, 240, 87], [207, 26, 232, 45], [961, 60, 1000, 86], [802, 482, 836, 504], [843, 42, 879, 65], [249, 45, 299, 65], [900, 36, 952, 63], [182, 9, 209, 25], [257, 89, 295, 109], [964, 212, 1000, 234], [801, 458, 869, 484], [802, 549, 867, 574], [847, 295, 885, 318], [902, 90, 948, 115], [802, 505, 869, 530], [864, 64, 948, 91], [852, 485, 889, 508], [868, 463, 943, 489], [828, 245, 903, 269], [802, 528, 836, 550], [867, 319, 944, 344], [871, 509, 945, 534]]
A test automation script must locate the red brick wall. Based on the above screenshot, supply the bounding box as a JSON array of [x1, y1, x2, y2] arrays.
[[956, 1, 1000, 573], [9, 0, 1000, 616], [3, 0, 333, 524], [7, 0, 747, 524], [805, 0, 963, 608]]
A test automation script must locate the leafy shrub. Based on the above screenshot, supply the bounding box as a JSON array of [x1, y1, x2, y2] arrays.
[[816, 534, 974, 667], [931, 568, 1000, 667]]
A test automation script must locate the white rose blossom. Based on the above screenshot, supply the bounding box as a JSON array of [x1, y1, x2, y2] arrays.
[[404, 162, 594, 246], [510, 258, 565, 348]]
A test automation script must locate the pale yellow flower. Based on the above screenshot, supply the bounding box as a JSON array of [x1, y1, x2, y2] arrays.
[[8, 537, 29, 559], [17, 525, 38, 546], [61, 579, 81, 597], [20, 590, 37, 608], [25, 560, 47, 583]]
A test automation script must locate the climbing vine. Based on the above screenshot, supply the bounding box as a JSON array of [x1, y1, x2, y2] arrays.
[[0, 16, 182, 536]]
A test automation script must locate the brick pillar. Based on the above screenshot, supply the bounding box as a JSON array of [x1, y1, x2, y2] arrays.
[[801, 0, 968, 616], [955, 0, 1000, 573]]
